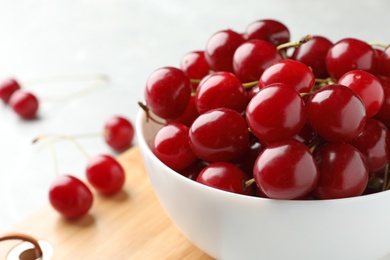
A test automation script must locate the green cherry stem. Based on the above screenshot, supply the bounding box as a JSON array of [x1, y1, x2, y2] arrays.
[[138, 101, 166, 125], [368, 42, 388, 49], [242, 80, 259, 89], [277, 35, 313, 51]]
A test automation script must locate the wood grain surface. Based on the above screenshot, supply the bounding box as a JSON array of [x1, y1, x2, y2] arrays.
[[0, 146, 213, 260]]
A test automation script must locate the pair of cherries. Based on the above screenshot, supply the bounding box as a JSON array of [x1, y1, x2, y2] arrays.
[[0, 78, 38, 119], [46, 115, 135, 218]]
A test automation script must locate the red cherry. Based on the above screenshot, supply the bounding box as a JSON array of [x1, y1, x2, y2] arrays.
[[349, 119, 390, 172], [49, 175, 93, 219], [205, 29, 245, 72], [196, 162, 253, 195], [189, 108, 249, 162], [253, 139, 319, 200], [9, 89, 39, 119], [326, 38, 377, 79], [377, 45, 390, 77], [180, 51, 210, 91], [338, 70, 384, 118], [232, 39, 283, 82], [0, 78, 21, 103], [375, 75, 390, 126], [153, 122, 198, 171], [195, 71, 248, 114], [104, 116, 134, 151], [167, 95, 199, 127], [244, 19, 290, 46], [86, 154, 125, 195], [291, 35, 333, 79], [306, 84, 366, 143], [259, 59, 315, 93], [246, 83, 307, 142], [144, 67, 191, 119], [313, 143, 369, 199]]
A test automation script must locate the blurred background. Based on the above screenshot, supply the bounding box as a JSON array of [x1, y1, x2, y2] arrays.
[[0, 0, 389, 233]]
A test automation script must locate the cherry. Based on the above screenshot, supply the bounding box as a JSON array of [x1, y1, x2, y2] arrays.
[[377, 45, 390, 77], [103, 116, 134, 151], [180, 50, 210, 91], [292, 123, 320, 147], [337, 70, 384, 118], [153, 122, 198, 171], [204, 29, 245, 72], [0, 78, 21, 103], [232, 39, 283, 82], [86, 154, 125, 195], [291, 35, 333, 78], [235, 135, 263, 177], [246, 83, 307, 142], [144, 67, 191, 119], [349, 118, 390, 172], [49, 175, 93, 218], [325, 38, 377, 79], [178, 160, 207, 181], [253, 139, 319, 200], [195, 71, 248, 114], [196, 162, 253, 195], [375, 75, 390, 126], [258, 59, 315, 93], [306, 84, 366, 143], [9, 89, 39, 119], [167, 95, 199, 127], [189, 108, 249, 162], [313, 143, 369, 199], [244, 19, 290, 46]]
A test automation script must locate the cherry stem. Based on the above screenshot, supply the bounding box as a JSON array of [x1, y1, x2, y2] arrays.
[[276, 35, 313, 51], [242, 80, 259, 89], [137, 101, 166, 125], [190, 79, 201, 84], [243, 178, 256, 190], [300, 92, 311, 98], [0, 232, 43, 259], [28, 74, 110, 103], [368, 42, 388, 49], [33, 134, 91, 160]]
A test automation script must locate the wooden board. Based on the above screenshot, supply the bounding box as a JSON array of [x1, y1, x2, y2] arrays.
[[0, 146, 213, 259]]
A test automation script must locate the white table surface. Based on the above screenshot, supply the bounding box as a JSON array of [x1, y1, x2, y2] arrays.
[[0, 0, 389, 234]]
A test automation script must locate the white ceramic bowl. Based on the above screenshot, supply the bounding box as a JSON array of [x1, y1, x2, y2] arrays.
[[136, 109, 390, 260]]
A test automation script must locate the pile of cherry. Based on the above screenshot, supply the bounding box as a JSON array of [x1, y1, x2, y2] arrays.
[[0, 77, 135, 218], [142, 19, 390, 200]]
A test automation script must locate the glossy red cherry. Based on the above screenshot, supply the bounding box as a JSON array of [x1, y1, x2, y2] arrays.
[[258, 59, 315, 93], [313, 143, 369, 199], [205, 29, 245, 72], [246, 83, 307, 142], [244, 19, 290, 46], [253, 139, 319, 200], [377, 45, 390, 77], [349, 119, 390, 172], [153, 122, 198, 171], [232, 39, 283, 82], [195, 71, 248, 114], [9, 89, 39, 119], [375, 75, 390, 126], [86, 154, 126, 195], [326, 38, 377, 79], [49, 175, 93, 218], [104, 116, 134, 151], [167, 95, 199, 127], [306, 84, 366, 143], [291, 35, 333, 78], [189, 108, 249, 162], [196, 162, 253, 195], [0, 78, 21, 103], [338, 70, 384, 118], [180, 51, 210, 91], [144, 67, 191, 119]]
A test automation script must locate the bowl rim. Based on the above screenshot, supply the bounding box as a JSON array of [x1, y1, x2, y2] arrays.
[[136, 108, 390, 205]]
